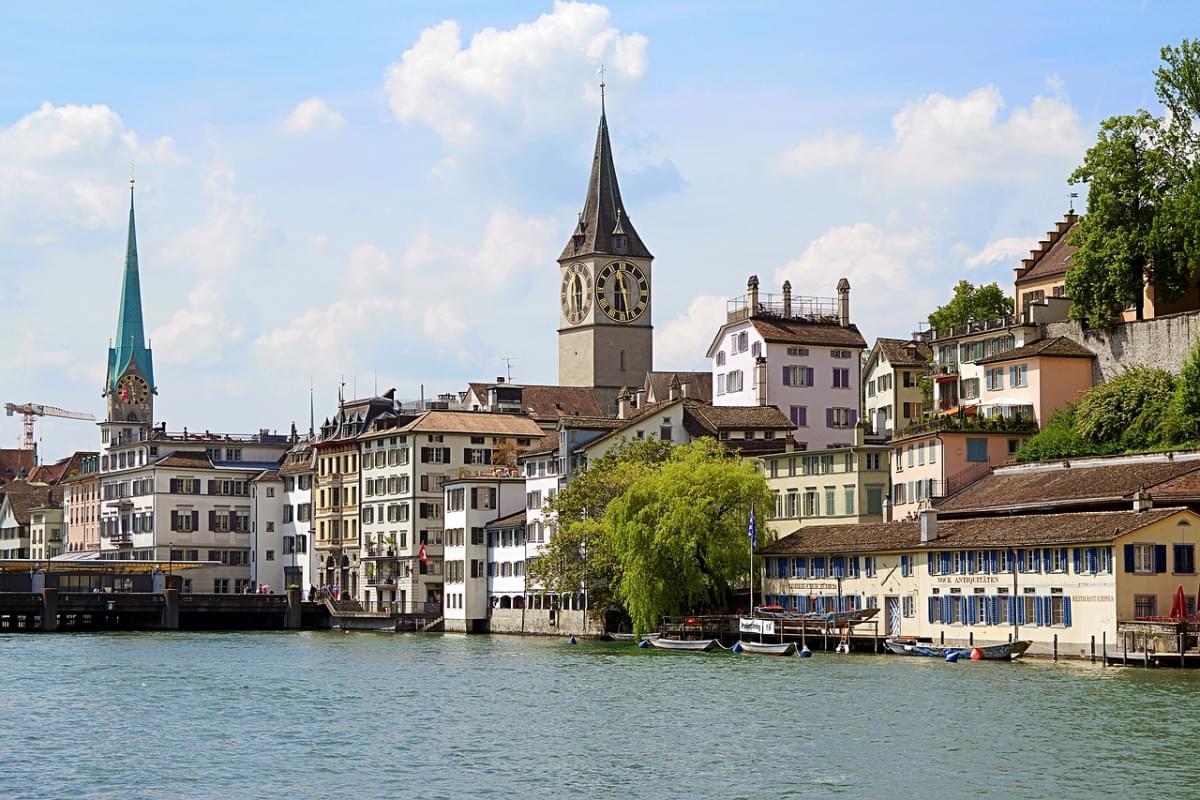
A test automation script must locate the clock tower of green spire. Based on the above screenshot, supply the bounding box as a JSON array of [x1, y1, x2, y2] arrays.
[[104, 178, 156, 427]]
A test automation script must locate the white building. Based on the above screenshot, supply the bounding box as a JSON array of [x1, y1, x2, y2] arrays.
[[442, 475, 525, 632], [862, 336, 933, 439], [707, 275, 867, 451]]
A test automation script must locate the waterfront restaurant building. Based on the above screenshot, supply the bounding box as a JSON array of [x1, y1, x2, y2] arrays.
[[760, 452, 1200, 657]]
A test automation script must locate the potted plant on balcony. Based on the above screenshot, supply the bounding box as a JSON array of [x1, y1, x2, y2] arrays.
[[385, 533, 397, 557], [365, 562, 376, 583], [364, 534, 376, 557]]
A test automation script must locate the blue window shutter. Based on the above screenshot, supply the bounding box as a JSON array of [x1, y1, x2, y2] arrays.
[[1124, 543, 1135, 573], [826, 408, 834, 428], [1087, 547, 1097, 574], [805, 367, 814, 386], [962, 596, 970, 624], [1035, 597, 1044, 626], [941, 552, 950, 574], [782, 366, 790, 385], [967, 551, 976, 573], [1155, 544, 1167, 574], [1007, 595, 1015, 623], [852, 556, 861, 577], [1016, 549, 1026, 572], [1063, 597, 1072, 627], [901, 555, 910, 576], [1016, 596, 1025, 625], [1059, 548, 1069, 570], [928, 597, 936, 623], [1042, 548, 1051, 571], [848, 410, 858, 428], [798, 557, 807, 578], [1073, 548, 1081, 574], [989, 550, 998, 573]]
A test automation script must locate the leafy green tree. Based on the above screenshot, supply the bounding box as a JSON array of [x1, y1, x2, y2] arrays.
[[1161, 337, 1200, 443], [927, 280, 1014, 335], [527, 437, 673, 616], [1074, 367, 1176, 450], [606, 438, 773, 634], [1155, 38, 1200, 163], [1014, 404, 1102, 463]]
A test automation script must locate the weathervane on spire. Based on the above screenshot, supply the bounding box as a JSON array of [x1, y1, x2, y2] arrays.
[[598, 63, 607, 112], [130, 161, 136, 192]]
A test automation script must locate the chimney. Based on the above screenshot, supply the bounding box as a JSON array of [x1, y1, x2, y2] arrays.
[[668, 375, 681, 402], [617, 387, 632, 420], [1133, 489, 1153, 513], [679, 379, 690, 399], [836, 278, 850, 326], [747, 275, 760, 316], [754, 356, 768, 406], [919, 508, 938, 542], [496, 377, 505, 384], [782, 280, 792, 317]]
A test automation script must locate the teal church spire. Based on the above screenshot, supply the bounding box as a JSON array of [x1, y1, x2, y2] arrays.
[[106, 180, 155, 394]]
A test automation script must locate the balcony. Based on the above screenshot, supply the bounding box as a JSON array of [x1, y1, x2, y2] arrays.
[[895, 412, 1038, 440], [366, 572, 398, 587], [726, 292, 838, 324]]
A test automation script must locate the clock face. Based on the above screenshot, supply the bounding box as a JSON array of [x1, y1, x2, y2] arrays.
[[560, 263, 592, 325], [117, 374, 149, 405], [595, 261, 649, 323]]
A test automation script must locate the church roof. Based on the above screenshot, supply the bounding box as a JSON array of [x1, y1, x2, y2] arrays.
[[559, 111, 652, 261], [107, 185, 155, 393]]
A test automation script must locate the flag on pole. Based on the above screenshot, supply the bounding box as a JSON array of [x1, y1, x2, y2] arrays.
[[748, 509, 757, 550], [418, 543, 429, 566]]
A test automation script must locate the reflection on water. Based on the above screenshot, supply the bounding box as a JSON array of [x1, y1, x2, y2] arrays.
[[2, 633, 1199, 800]]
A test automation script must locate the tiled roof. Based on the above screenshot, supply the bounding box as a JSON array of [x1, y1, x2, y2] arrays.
[[403, 410, 544, 438], [937, 459, 1200, 514], [683, 403, 793, 432], [760, 508, 1187, 555], [467, 383, 604, 421], [485, 509, 528, 529], [252, 469, 281, 482], [154, 451, 215, 469], [645, 371, 713, 404], [974, 336, 1094, 365], [876, 337, 932, 367], [0, 480, 61, 526], [1015, 216, 1078, 284], [749, 317, 868, 348], [520, 431, 560, 458], [0, 448, 35, 486]]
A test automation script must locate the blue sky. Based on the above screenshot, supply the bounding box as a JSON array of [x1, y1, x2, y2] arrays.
[[0, 2, 1191, 458]]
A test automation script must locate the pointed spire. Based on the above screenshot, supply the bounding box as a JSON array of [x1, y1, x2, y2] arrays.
[[106, 177, 155, 394], [559, 97, 651, 261]]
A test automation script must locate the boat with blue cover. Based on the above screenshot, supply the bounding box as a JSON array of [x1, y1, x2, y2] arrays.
[[883, 637, 1031, 660]]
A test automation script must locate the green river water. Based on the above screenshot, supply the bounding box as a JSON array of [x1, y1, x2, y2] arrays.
[[2, 632, 1198, 799]]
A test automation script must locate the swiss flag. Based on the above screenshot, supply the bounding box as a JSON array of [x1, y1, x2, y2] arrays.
[[418, 543, 428, 566]]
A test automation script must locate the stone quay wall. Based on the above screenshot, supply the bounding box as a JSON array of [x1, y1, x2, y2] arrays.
[[1046, 309, 1200, 384], [488, 608, 604, 637]]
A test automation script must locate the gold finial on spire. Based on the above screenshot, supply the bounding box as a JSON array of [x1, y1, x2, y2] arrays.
[[598, 63, 607, 113], [130, 161, 136, 192]]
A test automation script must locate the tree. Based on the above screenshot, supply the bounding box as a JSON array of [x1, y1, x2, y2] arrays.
[[528, 438, 673, 617], [927, 281, 1014, 335], [1074, 367, 1176, 450], [606, 439, 773, 634], [1015, 404, 1114, 463], [1162, 337, 1200, 443], [1155, 38, 1200, 163]]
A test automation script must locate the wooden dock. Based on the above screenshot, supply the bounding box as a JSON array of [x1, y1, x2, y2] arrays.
[[657, 614, 886, 652]]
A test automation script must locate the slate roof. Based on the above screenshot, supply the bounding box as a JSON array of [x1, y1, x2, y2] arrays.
[[748, 317, 868, 348], [1015, 215, 1078, 285], [559, 111, 651, 261], [876, 337, 932, 367], [644, 371, 713, 404], [937, 458, 1200, 514], [974, 336, 1094, 365], [759, 508, 1188, 555]]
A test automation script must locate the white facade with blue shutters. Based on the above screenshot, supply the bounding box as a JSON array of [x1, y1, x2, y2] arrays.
[[759, 507, 1200, 658]]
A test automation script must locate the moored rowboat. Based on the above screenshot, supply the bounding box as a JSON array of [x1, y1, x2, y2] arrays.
[[648, 637, 717, 652], [607, 632, 635, 641], [883, 637, 1031, 660], [734, 640, 797, 656]]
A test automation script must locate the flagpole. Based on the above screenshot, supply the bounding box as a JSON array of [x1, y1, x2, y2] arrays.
[[748, 506, 755, 617]]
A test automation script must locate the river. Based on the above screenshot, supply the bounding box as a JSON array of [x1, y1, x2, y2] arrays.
[[2, 632, 1198, 799]]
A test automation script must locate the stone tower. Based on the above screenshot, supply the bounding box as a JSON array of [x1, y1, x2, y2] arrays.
[[557, 104, 653, 415], [102, 180, 156, 433]]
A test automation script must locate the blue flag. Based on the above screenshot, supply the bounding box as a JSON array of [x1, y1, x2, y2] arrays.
[[748, 509, 757, 550]]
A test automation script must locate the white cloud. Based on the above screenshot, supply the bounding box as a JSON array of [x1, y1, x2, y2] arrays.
[[467, 209, 558, 287], [383, 1, 648, 145], [775, 223, 939, 340], [775, 86, 1086, 189], [0, 101, 178, 235], [150, 280, 245, 367], [776, 131, 863, 175], [282, 97, 346, 135], [656, 294, 725, 369], [347, 244, 393, 289], [964, 235, 1034, 269]]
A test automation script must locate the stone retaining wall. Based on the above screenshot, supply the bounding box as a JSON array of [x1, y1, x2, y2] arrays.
[[488, 608, 604, 636], [1046, 310, 1200, 383]]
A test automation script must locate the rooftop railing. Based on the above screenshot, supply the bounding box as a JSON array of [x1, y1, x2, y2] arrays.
[[726, 293, 839, 324]]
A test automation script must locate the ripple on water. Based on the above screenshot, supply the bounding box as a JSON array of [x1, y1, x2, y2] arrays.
[[3, 635, 1200, 799]]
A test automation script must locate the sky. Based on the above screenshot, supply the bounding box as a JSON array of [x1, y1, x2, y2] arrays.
[[0, 2, 1191, 459]]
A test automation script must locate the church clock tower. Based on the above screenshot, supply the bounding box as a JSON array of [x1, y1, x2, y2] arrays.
[[558, 91, 653, 413], [103, 179, 156, 435]]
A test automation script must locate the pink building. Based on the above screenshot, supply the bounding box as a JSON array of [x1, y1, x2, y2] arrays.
[[706, 276, 866, 451], [973, 336, 1095, 425]]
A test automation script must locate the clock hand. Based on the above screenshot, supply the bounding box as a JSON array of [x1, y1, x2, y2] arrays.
[[618, 271, 630, 313]]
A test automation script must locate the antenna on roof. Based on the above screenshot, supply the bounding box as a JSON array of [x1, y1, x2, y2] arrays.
[[502, 357, 518, 383], [1068, 191, 1079, 214]]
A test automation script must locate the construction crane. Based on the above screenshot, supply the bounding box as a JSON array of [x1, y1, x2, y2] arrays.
[[4, 402, 96, 451]]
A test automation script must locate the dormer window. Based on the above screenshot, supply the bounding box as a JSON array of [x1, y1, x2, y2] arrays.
[[613, 234, 627, 253]]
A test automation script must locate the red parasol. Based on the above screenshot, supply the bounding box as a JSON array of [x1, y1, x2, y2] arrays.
[[1169, 585, 1187, 620]]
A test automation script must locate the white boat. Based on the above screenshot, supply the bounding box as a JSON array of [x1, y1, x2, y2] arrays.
[[606, 632, 635, 641], [648, 637, 717, 652], [734, 640, 797, 656]]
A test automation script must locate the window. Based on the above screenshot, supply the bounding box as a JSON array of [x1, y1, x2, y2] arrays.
[[1132, 543, 1157, 574], [823, 488, 835, 517], [789, 406, 808, 428], [902, 596, 914, 618], [965, 438, 988, 463], [826, 408, 853, 429], [1134, 594, 1158, 618], [787, 347, 809, 356], [213, 579, 230, 594], [985, 368, 1004, 391], [867, 379, 876, 397], [526, 490, 542, 510], [831, 350, 852, 359], [751, 341, 762, 357], [782, 366, 813, 387], [725, 370, 744, 393], [865, 453, 881, 471], [265, 550, 275, 561], [832, 368, 850, 388], [447, 488, 465, 512], [843, 486, 855, 516], [864, 556, 876, 577], [803, 490, 819, 517], [1009, 364, 1028, 388], [1175, 544, 1195, 574], [716, 351, 726, 366]]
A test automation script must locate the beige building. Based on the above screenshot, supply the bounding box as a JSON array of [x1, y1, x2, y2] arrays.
[[862, 337, 932, 438], [973, 336, 1094, 425], [762, 425, 891, 536], [29, 501, 65, 560]]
